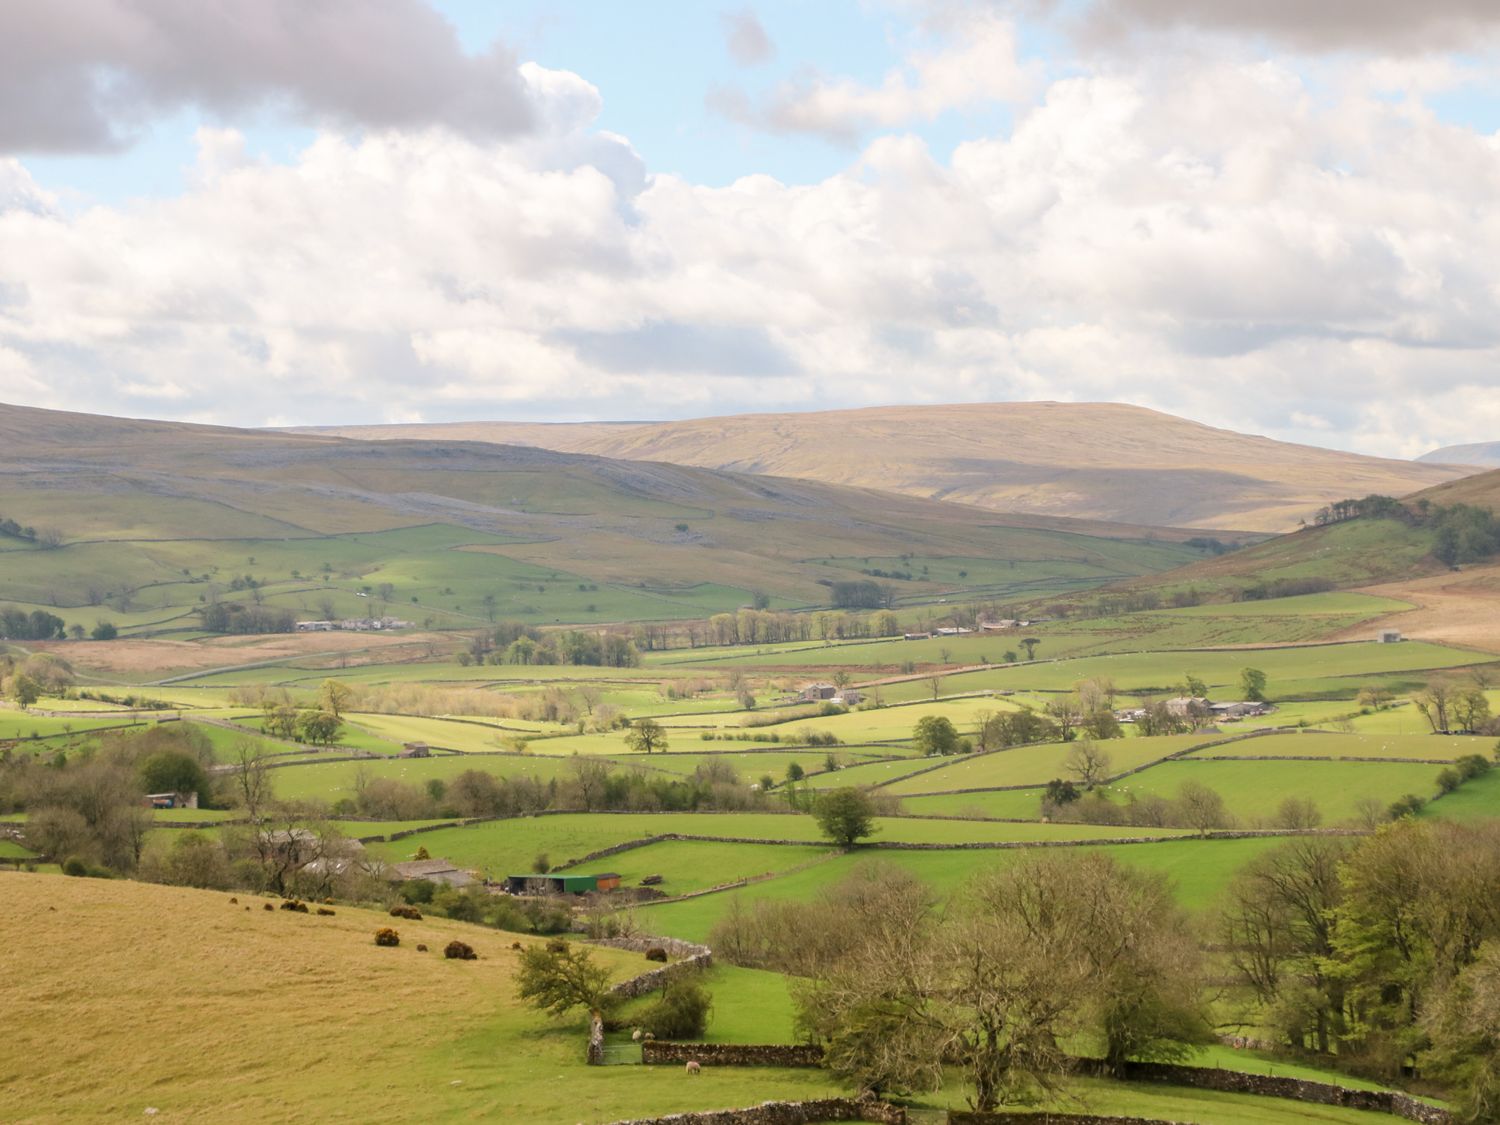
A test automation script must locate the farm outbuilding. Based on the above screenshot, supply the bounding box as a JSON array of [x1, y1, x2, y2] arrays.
[[1378, 629, 1403, 644], [387, 859, 474, 888], [504, 872, 622, 895], [143, 791, 198, 810]]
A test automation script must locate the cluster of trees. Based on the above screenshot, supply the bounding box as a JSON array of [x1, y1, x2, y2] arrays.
[[198, 601, 296, 634], [717, 858, 1208, 1110], [482, 622, 640, 668], [636, 607, 904, 651], [342, 755, 771, 822], [1221, 822, 1500, 1118], [0, 607, 66, 641], [1043, 778, 1238, 833], [1313, 494, 1500, 566], [254, 682, 347, 746], [1, 652, 74, 707], [0, 725, 214, 873], [1414, 674, 1495, 735], [0, 516, 39, 541], [827, 580, 896, 610]]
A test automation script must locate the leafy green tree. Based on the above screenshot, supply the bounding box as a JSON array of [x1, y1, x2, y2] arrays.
[[90, 621, 118, 641], [319, 678, 352, 717], [296, 709, 343, 746], [515, 939, 616, 1018], [912, 715, 959, 757], [625, 717, 667, 754], [1020, 637, 1040, 661], [138, 751, 208, 800], [785, 761, 805, 783], [1240, 667, 1267, 702], [814, 788, 877, 848], [1422, 941, 1500, 1124], [11, 672, 40, 708]]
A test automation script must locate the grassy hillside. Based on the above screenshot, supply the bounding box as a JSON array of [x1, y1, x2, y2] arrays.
[[1062, 472, 1500, 616], [298, 401, 1466, 532], [0, 874, 847, 1123], [1406, 465, 1500, 509], [0, 402, 1212, 635]]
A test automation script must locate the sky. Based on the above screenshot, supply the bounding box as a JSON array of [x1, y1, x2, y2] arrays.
[[2, 2, 1500, 457]]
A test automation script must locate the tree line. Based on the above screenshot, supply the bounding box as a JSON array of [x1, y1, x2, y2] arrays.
[[1314, 494, 1500, 566]]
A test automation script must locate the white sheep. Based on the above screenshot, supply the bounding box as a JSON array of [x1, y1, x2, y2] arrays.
[[685, 1060, 701, 1076], [630, 1028, 643, 1042]]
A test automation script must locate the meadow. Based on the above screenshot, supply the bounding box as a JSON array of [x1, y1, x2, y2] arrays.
[[881, 734, 1208, 795], [1107, 759, 1446, 824], [0, 875, 848, 1124], [637, 837, 1286, 943], [365, 813, 1197, 882]]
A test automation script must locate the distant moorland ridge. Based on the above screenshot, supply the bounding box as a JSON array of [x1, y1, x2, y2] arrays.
[[296, 401, 1470, 532]]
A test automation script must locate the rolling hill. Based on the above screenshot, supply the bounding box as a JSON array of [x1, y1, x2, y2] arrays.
[[0, 401, 1214, 633], [1078, 468, 1500, 618], [1419, 441, 1500, 469], [296, 402, 1468, 533]]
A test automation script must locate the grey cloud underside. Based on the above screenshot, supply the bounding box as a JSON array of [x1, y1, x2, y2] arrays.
[[558, 323, 799, 378], [724, 9, 775, 66], [1077, 0, 1500, 50], [0, 0, 532, 153]]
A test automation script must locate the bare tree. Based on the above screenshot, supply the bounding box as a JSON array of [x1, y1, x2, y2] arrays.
[[1064, 739, 1112, 789], [1274, 796, 1323, 831], [229, 740, 272, 823], [1046, 695, 1083, 742], [1175, 781, 1231, 835]]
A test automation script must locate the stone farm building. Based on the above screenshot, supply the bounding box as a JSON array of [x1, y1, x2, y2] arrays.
[[794, 683, 862, 706], [386, 858, 474, 889]]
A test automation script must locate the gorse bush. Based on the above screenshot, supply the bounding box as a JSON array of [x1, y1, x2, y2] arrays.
[[374, 928, 400, 947], [389, 905, 422, 920], [444, 940, 477, 961]]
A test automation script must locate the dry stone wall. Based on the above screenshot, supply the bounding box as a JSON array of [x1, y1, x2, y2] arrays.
[[595, 935, 713, 1001], [642, 1042, 824, 1068], [598, 1097, 905, 1125], [1118, 1062, 1451, 1124], [949, 1114, 1184, 1125]]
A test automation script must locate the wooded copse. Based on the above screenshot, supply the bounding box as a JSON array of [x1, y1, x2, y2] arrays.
[[1221, 822, 1500, 1121]]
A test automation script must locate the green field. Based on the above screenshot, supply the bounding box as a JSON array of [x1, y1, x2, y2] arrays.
[[1109, 758, 1447, 825], [1185, 731, 1472, 761], [882, 734, 1207, 795], [365, 813, 1197, 880], [974, 641, 1493, 697], [0, 712, 160, 741], [638, 836, 1286, 943]]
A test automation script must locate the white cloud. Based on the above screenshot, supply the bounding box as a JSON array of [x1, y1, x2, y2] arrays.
[[2, 49, 1500, 456], [721, 14, 1039, 141]]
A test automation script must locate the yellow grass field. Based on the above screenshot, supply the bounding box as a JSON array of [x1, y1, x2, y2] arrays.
[[0, 874, 842, 1124], [1341, 563, 1500, 654]]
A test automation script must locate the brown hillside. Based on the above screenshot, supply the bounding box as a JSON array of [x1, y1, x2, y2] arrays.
[[0, 401, 1211, 608], [298, 402, 1466, 533], [1406, 466, 1500, 511]]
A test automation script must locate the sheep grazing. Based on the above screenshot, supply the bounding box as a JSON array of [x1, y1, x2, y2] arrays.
[[630, 1029, 643, 1043], [685, 1060, 701, 1076]]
